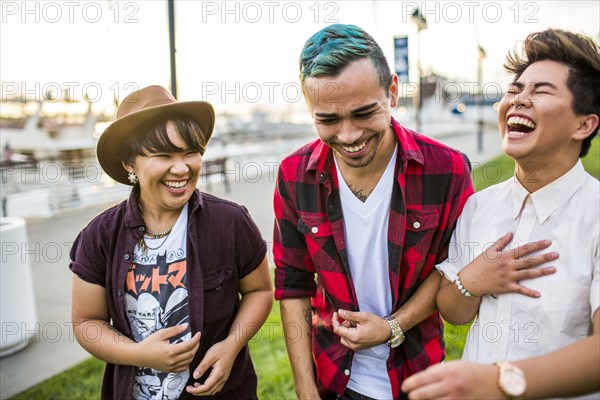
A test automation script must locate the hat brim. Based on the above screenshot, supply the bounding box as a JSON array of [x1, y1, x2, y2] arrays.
[[97, 101, 215, 185]]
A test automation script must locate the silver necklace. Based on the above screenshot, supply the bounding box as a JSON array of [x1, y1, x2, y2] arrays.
[[137, 203, 175, 255], [138, 233, 170, 256]]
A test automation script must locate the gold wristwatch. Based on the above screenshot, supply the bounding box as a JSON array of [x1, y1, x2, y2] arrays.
[[383, 315, 405, 348], [496, 361, 527, 399]]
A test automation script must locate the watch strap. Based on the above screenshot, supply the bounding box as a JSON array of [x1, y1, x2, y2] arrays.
[[383, 315, 405, 348]]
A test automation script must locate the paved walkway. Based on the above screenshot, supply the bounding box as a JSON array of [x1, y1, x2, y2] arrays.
[[0, 122, 503, 399]]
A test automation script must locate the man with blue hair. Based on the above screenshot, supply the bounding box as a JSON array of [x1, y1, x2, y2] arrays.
[[272, 24, 478, 399]]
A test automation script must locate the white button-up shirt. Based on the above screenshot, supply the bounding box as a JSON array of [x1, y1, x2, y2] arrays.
[[437, 160, 599, 386]]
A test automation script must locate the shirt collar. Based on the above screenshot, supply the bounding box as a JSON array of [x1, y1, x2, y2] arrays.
[[391, 118, 425, 168], [306, 117, 424, 174], [511, 160, 586, 223], [124, 187, 203, 228]]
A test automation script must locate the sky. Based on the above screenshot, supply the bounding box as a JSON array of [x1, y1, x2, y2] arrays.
[[1, 0, 599, 117]]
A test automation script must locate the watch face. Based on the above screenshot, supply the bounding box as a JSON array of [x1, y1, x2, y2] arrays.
[[500, 369, 527, 397]]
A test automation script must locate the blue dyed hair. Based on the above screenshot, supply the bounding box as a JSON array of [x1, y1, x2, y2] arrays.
[[299, 24, 392, 94]]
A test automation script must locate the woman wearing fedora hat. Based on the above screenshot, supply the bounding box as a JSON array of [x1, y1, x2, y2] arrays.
[[69, 85, 273, 399]]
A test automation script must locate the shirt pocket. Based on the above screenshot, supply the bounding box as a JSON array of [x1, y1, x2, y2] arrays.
[[403, 210, 440, 264], [202, 266, 235, 323], [297, 216, 338, 271]]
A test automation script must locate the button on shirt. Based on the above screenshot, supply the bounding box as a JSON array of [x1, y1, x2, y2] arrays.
[[437, 161, 600, 381]]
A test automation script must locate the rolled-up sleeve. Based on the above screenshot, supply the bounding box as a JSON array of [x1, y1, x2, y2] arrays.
[[235, 206, 268, 279], [273, 165, 316, 300], [69, 226, 106, 287]]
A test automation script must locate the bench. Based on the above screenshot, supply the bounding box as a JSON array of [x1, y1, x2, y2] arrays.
[[200, 158, 229, 193]]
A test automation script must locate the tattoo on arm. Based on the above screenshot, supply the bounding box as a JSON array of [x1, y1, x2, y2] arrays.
[[101, 321, 130, 342], [303, 308, 312, 337]]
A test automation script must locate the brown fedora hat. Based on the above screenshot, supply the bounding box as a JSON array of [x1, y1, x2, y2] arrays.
[[97, 85, 215, 185]]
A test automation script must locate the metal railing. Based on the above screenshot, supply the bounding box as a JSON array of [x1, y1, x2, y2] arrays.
[[0, 157, 230, 219]]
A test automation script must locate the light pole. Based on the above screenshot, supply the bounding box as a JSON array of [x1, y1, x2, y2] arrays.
[[168, 0, 178, 99], [411, 8, 427, 133], [477, 45, 486, 153]]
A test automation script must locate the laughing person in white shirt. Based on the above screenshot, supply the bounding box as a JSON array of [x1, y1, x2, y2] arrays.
[[403, 29, 600, 399]]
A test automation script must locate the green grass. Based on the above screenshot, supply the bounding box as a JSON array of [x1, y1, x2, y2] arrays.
[[443, 323, 472, 360], [11, 356, 104, 400], [582, 137, 600, 179], [472, 136, 599, 191], [248, 302, 295, 399], [12, 138, 599, 398]]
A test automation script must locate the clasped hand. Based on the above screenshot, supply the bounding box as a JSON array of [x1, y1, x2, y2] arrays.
[[332, 309, 391, 351]]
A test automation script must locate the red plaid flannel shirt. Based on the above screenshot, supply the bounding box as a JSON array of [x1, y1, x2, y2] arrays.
[[273, 118, 473, 399]]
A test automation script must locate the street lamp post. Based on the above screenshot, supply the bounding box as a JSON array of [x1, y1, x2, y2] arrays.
[[168, 0, 178, 99], [477, 45, 486, 153], [411, 8, 427, 133]]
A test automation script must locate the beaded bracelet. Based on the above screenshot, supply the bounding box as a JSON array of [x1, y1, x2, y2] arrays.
[[454, 275, 477, 298]]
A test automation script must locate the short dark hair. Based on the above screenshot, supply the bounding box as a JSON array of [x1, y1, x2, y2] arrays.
[[504, 29, 600, 157], [120, 114, 205, 166], [299, 24, 392, 94]]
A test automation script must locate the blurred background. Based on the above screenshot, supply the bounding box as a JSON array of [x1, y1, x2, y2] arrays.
[[2, 0, 598, 218]]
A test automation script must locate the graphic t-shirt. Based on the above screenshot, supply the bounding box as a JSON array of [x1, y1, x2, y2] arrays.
[[125, 204, 191, 400]]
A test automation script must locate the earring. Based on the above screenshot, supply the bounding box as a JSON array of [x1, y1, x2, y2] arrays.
[[128, 171, 138, 184]]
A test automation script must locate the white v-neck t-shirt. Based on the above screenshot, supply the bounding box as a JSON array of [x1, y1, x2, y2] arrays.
[[335, 146, 397, 399]]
